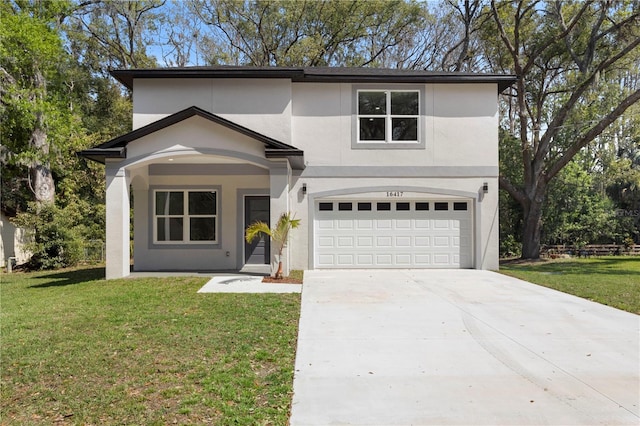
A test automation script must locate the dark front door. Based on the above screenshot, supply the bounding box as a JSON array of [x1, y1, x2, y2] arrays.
[[244, 196, 270, 264]]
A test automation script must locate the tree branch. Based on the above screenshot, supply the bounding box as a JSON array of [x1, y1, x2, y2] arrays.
[[499, 175, 527, 207], [534, 34, 640, 166], [546, 88, 640, 182]]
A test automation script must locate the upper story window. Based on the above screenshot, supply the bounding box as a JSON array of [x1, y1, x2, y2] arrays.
[[357, 90, 419, 143], [154, 190, 217, 244]]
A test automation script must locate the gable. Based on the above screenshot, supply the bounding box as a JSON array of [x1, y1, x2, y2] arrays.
[[79, 106, 304, 169]]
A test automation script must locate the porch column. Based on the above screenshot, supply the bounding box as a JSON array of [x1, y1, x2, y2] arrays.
[[105, 162, 130, 279], [269, 160, 291, 276]]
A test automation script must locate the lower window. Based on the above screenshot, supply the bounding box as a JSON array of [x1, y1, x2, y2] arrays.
[[154, 190, 217, 243]]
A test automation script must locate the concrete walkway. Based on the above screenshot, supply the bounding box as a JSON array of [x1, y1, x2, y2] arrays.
[[289, 269, 640, 425], [197, 275, 301, 293]]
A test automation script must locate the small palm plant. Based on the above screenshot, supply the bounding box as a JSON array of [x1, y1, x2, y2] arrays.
[[245, 212, 301, 279]]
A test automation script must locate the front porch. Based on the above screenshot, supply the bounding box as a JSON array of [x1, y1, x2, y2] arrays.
[[81, 106, 304, 279]]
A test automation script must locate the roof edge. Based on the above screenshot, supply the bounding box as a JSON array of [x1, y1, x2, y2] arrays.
[[77, 106, 306, 169], [110, 67, 517, 93], [77, 147, 126, 164]]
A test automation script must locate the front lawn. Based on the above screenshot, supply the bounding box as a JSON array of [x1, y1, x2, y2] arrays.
[[500, 256, 640, 314], [0, 267, 301, 425]]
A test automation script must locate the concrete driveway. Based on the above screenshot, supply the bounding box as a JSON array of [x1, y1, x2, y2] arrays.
[[289, 269, 639, 425]]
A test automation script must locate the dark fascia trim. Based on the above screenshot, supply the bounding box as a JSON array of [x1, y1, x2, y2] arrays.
[[77, 147, 126, 164], [299, 68, 517, 93], [92, 106, 298, 151], [97, 106, 296, 150], [110, 67, 517, 93], [265, 148, 304, 157], [111, 67, 305, 90], [77, 106, 305, 168], [265, 148, 305, 170]]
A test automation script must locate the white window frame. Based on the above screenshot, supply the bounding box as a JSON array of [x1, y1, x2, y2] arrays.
[[153, 189, 218, 245], [357, 89, 420, 144]]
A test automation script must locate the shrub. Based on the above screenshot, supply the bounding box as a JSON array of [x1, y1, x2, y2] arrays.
[[500, 234, 522, 258], [14, 203, 83, 270]]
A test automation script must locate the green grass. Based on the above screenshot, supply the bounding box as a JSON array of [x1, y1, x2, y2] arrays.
[[1, 267, 301, 425], [288, 270, 304, 282], [500, 256, 640, 314]]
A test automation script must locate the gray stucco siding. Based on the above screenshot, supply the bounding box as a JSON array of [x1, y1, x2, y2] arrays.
[[133, 174, 269, 271]]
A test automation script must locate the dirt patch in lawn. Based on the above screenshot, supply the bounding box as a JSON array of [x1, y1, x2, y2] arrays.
[[499, 257, 552, 266]]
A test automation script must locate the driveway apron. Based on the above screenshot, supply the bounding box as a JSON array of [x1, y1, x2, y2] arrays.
[[289, 269, 639, 425]]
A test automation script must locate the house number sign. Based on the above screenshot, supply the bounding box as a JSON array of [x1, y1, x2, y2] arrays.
[[386, 191, 404, 197]]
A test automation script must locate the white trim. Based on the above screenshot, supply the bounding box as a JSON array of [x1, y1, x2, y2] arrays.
[[308, 185, 479, 270], [152, 189, 219, 245], [313, 198, 473, 269], [357, 89, 420, 144], [298, 166, 499, 178]]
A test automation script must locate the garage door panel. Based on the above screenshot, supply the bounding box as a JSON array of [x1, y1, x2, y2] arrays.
[[337, 254, 354, 266], [415, 237, 431, 247], [396, 219, 411, 229], [317, 254, 335, 266], [357, 236, 374, 247], [318, 220, 334, 230], [376, 236, 393, 247], [376, 219, 393, 229], [337, 220, 354, 229], [395, 236, 411, 247], [433, 219, 451, 229], [376, 254, 393, 265], [337, 236, 354, 248], [415, 219, 430, 229], [433, 254, 452, 265], [357, 220, 373, 229], [318, 236, 334, 247], [433, 236, 450, 247], [357, 254, 374, 265], [315, 200, 473, 269]]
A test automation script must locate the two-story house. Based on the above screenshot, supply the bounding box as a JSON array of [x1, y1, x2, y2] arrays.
[[81, 67, 516, 279]]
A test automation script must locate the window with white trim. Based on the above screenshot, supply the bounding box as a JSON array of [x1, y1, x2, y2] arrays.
[[357, 90, 419, 143], [154, 190, 217, 243]]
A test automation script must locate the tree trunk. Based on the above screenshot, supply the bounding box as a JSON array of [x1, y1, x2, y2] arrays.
[[521, 197, 543, 259], [30, 162, 55, 204], [29, 69, 55, 205], [275, 260, 283, 279]]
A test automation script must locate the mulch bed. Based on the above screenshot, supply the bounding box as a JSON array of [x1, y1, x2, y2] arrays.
[[262, 276, 302, 284]]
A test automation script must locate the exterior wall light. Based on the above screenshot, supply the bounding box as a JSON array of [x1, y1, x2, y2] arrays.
[[483, 182, 489, 193], [302, 183, 307, 195]]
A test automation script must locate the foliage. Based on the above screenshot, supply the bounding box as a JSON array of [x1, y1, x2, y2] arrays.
[[500, 257, 640, 314], [2, 0, 639, 267], [499, 233, 522, 258], [542, 162, 620, 245], [246, 212, 301, 278], [1, 267, 300, 424], [13, 203, 83, 270], [1, 0, 130, 266], [0, 1, 71, 206], [66, 0, 162, 70], [488, 0, 640, 258], [189, 0, 427, 67], [1, 1, 111, 213]]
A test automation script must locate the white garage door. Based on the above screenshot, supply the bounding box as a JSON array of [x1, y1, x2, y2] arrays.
[[315, 200, 472, 268]]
